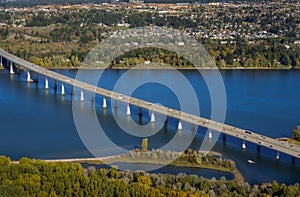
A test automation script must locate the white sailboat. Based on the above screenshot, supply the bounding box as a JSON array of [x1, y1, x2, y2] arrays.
[[248, 159, 255, 164]]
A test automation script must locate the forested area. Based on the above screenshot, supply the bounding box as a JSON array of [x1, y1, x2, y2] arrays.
[[0, 0, 299, 8], [0, 156, 299, 196], [0, 1, 299, 68]]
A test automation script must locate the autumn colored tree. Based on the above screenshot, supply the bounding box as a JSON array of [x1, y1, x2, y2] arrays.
[[142, 138, 148, 152]]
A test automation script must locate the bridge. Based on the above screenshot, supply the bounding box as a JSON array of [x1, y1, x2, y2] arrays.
[[0, 48, 300, 161]]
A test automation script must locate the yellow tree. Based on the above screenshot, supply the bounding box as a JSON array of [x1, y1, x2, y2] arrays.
[[142, 138, 148, 152]]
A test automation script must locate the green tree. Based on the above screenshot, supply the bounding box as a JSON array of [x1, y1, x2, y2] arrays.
[[292, 126, 300, 141]]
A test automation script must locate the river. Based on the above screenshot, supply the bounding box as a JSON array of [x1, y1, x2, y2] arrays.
[[0, 69, 300, 185]]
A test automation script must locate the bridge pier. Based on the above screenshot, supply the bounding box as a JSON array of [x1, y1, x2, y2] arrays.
[[54, 80, 57, 92], [80, 91, 84, 101], [191, 124, 195, 132], [257, 145, 261, 152], [276, 151, 280, 160], [35, 73, 38, 82], [178, 120, 183, 130], [222, 133, 226, 142], [242, 140, 246, 149], [10, 62, 14, 74], [150, 112, 155, 122], [208, 129, 212, 139], [0, 56, 3, 67], [164, 117, 168, 129], [91, 94, 95, 103], [45, 78, 49, 89], [292, 156, 295, 164], [138, 107, 143, 117], [16, 64, 21, 75], [27, 71, 33, 82], [103, 97, 107, 108], [61, 84, 65, 95], [126, 104, 131, 115]]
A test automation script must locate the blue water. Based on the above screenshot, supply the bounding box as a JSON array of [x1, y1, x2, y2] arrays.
[[0, 68, 300, 184]]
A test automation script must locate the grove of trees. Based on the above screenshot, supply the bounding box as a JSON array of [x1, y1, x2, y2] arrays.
[[0, 156, 299, 196]]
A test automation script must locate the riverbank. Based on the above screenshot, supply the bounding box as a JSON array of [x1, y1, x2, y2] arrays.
[[11, 155, 121, 164], [0, 64, 293, 70], [46, 65, 293, 70], [10, 150, 244, 184]]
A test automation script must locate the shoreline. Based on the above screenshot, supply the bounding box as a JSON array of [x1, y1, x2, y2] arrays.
[[11, 155, 122, 164], [0, 65, 295, 71], [46, 66, 294, 70], [10, 152, 244, 184]]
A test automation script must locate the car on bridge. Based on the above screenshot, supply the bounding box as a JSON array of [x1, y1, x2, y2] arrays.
[[243, 130, 253, 134]]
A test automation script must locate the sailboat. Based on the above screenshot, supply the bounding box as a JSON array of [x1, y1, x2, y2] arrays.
[[247, 159, 255, 164]]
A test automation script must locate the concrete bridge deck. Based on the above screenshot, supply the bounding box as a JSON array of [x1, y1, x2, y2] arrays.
[[1, 48, 300, 160]]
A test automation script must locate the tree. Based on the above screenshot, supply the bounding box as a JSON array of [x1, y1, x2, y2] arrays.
[[137, 176, 152, 187], [0, 156, 10, 166], [142, 138, 148, 152], [292, 126, 300, 141]]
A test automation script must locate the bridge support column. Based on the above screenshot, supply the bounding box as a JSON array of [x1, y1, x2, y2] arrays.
[[35, 73, 38, 82], [292, 156, 295, 164], [178, 121, 182, 130], [208, 129, 212, 139], [242, 140, 246, 149], [80, 91, 84, 101], [276, 152, 280, 160], [45, 78, 49, 89], [10, 62, 14, 74], [222, 133, 226, 142], [126, 104, 131, 116], [138, 108, 142, 117], [191, 124, 195, 132], [103, 97, 107, 108], [164, 117, 168, 125], [17, 65, 20, 74], [27, 71, 33, 82], [0, 56, 3, 67], [151, 112, 155, 122], [54, 80, 57, 91], [61, 84, 65, 95], [164, 117, 168, 129], [257, 145, 261, 152]]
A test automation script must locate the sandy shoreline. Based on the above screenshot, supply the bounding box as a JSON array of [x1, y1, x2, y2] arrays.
[[11, 155, 122, 164]]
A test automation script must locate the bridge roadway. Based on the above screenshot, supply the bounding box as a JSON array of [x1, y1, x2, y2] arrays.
[[1, 48, 300, 160]]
